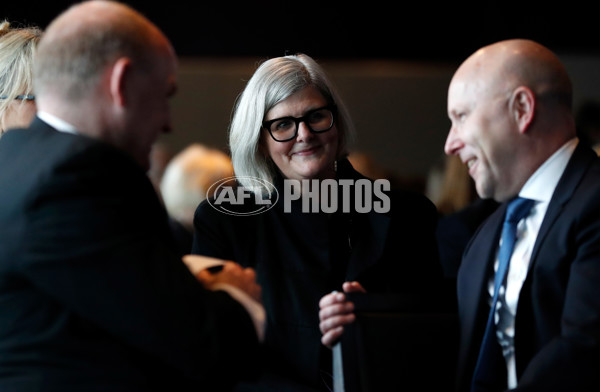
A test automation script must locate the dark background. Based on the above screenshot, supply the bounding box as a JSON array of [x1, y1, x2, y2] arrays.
[[3, 1, 599, 62], [3, 1, 600, 193]]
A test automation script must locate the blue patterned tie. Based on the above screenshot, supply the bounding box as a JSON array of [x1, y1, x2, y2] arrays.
[[471, 197, 535, 392]]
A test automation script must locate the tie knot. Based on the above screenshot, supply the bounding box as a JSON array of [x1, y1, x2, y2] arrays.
[[505, 197, 535, 224]]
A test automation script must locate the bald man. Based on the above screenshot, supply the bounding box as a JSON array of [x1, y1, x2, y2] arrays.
[[445, 39, 600, 391], [0, 1, 263, 390]]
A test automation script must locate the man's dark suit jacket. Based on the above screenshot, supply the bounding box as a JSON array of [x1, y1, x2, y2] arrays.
[[0, 118, 259, 391], [456, 143, 600, 391]]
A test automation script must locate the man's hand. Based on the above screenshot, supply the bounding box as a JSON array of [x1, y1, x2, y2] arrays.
[[318, 281, 366, 348]]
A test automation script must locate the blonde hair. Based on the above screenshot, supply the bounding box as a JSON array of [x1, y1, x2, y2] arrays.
[[160, 144, 234, 230], [435, 154, 477, 215], [229, 53, 355, 194], [0, 20, 42, 130]]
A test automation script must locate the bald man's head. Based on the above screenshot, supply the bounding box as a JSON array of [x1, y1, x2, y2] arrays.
[[453, 39, 572, 110], [31, 1, 178, 171], [34, 0, 173, 103], [445, 39, 576, 202]]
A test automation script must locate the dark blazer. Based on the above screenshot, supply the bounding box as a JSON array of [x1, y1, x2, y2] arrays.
[[0, 118, 259, 392], [456, 144, 600, 391], [192, 159, 444, 391]]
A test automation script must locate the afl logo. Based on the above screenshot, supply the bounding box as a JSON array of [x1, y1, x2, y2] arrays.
[[207, 176, 279, 216]]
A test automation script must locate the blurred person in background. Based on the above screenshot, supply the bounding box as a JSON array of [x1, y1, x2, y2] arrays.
[[0, 20, 41, 135], [429, 154, 498, 279], [160, 143, 234, 254]]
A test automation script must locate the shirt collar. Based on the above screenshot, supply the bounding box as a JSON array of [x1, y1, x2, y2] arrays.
[[519, 137, 578, 203], [37, 111, 78, 135]]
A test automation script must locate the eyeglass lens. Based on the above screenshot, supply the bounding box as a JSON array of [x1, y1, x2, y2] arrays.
[[267, 107, 334, 141], [0, 95, 35, 101]]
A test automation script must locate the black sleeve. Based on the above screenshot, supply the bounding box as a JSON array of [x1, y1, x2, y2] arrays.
[[20, 147, 259, 388], [192, 199, 235, 259], [191, 197, 253, 264]]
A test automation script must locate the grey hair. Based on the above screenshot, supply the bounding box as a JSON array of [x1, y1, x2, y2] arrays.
[[229, 53, 355, 194], [0, 21, 42, 127]]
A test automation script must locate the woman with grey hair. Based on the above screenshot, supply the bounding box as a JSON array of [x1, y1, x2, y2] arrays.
[[192, 53, 443, 391], [0, 21, 41, 135], [229, 53, 355, 194]]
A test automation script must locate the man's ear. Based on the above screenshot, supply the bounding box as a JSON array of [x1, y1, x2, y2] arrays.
[[109, 57, 131, 107], [510, 86, 535, 134]]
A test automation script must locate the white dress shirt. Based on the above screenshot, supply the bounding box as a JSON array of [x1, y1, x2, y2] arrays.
[[489, 138, 578, 388], [37, 111, 78, 134]]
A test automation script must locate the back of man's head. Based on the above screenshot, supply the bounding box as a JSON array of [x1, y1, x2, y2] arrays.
[[32, 0, 177, 171], [34, 0, 166, 104]]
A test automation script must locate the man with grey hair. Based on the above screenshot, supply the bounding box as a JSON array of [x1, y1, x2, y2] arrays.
[[0, 1, 263, 390]]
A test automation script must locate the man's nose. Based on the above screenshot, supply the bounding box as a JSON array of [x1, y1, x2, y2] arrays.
[[444, 126, 463, 155]]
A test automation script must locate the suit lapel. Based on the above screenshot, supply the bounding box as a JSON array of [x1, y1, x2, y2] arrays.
[[459, 206, 505, 349], [529, 144, 597, 268]]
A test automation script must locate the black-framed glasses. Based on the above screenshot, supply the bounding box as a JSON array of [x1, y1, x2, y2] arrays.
[[263, 105, 336, 142], [0, 94, 35, 101]]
